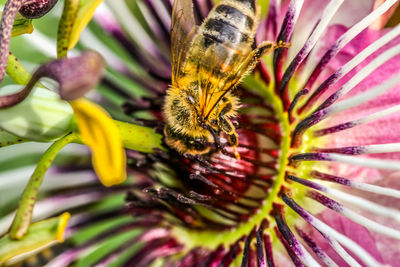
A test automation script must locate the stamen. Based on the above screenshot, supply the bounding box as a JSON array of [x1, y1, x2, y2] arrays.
[[282, 194, 385, 267], [280, 0, 343, 108], [311, 170, 400, 198], [287, 175, 400, 222], [295, 227, 338, 267], [0, 189, 104, 235], [308, 190, 400, 239], [300, 0, 400, 99]]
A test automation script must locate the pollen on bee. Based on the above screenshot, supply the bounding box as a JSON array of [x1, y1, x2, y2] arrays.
[[275, 40, 291, 49]]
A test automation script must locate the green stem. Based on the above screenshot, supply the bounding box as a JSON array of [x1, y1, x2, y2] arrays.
[[71, 120, 165, 153], [114, 120, 165, 153], [6, 52, 32, 85], [9, 132, 79, 240], [5, 51, 45, 88], [57, 0, 79, 58]]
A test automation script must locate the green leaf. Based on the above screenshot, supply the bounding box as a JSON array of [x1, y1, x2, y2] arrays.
[[0, 213, 70, 266]]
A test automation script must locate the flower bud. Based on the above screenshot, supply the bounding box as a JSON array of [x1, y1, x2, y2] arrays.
[[19, 0, 58, 19], [39, 50, 105, 101], [0, 85, 73, 142], [0, 50, 105, 109]]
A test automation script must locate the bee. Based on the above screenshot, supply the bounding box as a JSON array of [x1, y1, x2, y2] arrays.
[[163, 0, 288, 158]]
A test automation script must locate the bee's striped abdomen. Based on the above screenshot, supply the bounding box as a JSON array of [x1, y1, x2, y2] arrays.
[[201, 0, 257, 49], [214, 5, 254, 31]]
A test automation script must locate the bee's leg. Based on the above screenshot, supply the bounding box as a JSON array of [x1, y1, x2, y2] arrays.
[[218, 104, 240, 159], [246, 41, 291, 71], [201, 122, 222, 150]]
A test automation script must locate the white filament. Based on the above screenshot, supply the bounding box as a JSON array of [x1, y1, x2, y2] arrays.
[[322, 235, 362, 267], [339, 205, 400, 239], [349, 180, 400, 199], [357, 104, 400, 125], [354, 143, 400, 154], [316, 104, 400, 136], [327, 153, 400, 171], [297, 241, 322, 267], [320, 183, 400, 222], [333, 43, 400, 101], [330, 0, 399, 51], [293, 0, 343, 64]]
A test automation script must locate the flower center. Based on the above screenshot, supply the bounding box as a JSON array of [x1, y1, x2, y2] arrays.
[[168, 75, 293, 251]]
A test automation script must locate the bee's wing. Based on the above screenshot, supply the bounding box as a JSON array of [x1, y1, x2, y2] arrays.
[[171, 0, 197, 85], [197, 45, 253, 119]]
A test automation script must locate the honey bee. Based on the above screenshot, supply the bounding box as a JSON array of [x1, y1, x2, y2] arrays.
[[163, 0, 288, 158]]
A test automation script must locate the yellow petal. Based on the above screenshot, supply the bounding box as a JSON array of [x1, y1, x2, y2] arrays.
[[71, 99, 126, 186], [68, 0, 103, 50]]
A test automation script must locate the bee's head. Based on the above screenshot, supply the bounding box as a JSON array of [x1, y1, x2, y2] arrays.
[[163, 125, 211, 155]]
